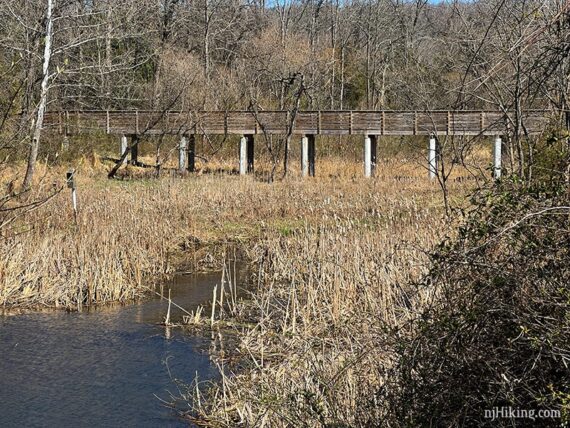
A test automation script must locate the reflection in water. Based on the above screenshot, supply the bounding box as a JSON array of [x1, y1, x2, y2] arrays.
[[0, 271, 227, 428]]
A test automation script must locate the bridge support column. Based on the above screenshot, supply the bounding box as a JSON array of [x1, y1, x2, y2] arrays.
[[308, 135, 315, 177], [494, 136, 502, 180], [247, 135, 254, 173], [130, 135, 139, 165], [364, 135, 377, 178], [301, 136, 309, 177], [187, 134, 196, 172], [179, 136, 187, 173], [239, 136, 247, 175], [239, 135, 254, 175], [429, 134, 438, 180], [120, 135, 128, 164], [301, 135, 315, 177]]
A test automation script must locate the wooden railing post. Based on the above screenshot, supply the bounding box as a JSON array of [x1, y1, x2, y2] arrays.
[[414, 111, 418, 135]]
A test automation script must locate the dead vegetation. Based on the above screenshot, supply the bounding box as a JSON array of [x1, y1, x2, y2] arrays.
[[1, 153, 463, 311], [156, 162, 465, 426]]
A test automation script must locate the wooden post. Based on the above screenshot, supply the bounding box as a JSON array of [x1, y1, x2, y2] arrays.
[[494, 135, 502, 180], [120, 135, 128, 165], [246, 134, 254, 173], [130, 135, 139, 165], [364, 135, 377, 178], [179, 135, 188, 172], [187, 134, 196, 172], [308, 134, 316, 177], [429, 134, 437, 180], [66, 169, 77, 224], [239, 135, 247, 175]]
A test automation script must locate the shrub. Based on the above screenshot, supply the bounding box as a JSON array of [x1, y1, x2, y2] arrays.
[[382, 178, 570, 426]]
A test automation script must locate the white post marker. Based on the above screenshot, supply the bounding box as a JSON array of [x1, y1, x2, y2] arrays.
[[494, 135, 502, 180], [301, 135, 309, 177], [66, 169, 78, 224], [179, 135, 188, 173], [120, 135, 128, 164], [239, 135, 247, 175], [429, 135, 437, 180]]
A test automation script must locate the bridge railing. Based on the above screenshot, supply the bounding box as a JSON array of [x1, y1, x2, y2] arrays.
[[42, 109, 556, 136]]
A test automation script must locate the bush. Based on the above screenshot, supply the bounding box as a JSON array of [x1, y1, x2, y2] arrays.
[[382, 178, 570, 426]]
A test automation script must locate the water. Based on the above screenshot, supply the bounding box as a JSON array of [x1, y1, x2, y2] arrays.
[[0, 272, 226, 428]]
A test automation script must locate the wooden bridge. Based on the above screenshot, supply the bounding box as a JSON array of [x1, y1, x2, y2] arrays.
[[43, 109, 556, 179]]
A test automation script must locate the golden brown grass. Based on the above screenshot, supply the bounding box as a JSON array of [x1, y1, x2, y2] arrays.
[[1, 149, 467, 311], [184, 191, 451, 426], [1, 148, 478, 425], [154, 156, 474, 426]]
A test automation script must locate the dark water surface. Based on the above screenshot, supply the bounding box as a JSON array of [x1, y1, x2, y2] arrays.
[[0, 272, 224, 428]]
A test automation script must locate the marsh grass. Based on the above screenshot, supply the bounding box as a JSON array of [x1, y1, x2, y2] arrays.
[[1, 147, 469, 312], [184, 203, 451, 427], [0, 145, 480, 425], [166, 160, 474, 426]]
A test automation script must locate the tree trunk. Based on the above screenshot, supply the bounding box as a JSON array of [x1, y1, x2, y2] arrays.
[[22, 0, 55, 190]]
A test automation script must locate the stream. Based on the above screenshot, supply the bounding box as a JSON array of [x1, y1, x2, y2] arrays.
[[0, 271, 227, 427]]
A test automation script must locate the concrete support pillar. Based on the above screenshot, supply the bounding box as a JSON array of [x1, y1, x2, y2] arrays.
[[120, 135, 128, 164], [130, 135, 139, 165], [187, 134, 196, 173], [494, 135, 502, 180], [247, 135, 254, 173], [179, 135, 188, 172], [301, 136, 309, 177], [364, 135, 378, 178], [239, 135, 254, 175], [239, 135, 247, 175], [429, 134, 438, 180], [302, 134, 316, 177]]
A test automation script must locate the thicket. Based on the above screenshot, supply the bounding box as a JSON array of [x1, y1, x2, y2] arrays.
[[381, 155, 570, 426]]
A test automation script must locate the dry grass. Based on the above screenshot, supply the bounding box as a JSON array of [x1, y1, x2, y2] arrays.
[[157, 158, 473, 426], [0, 149, 473, 425], [185, 199, 450, 426], [1, 150, 467, 312]]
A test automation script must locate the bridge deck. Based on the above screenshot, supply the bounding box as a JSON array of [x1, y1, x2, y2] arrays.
[[43, 110, 552, 137]]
